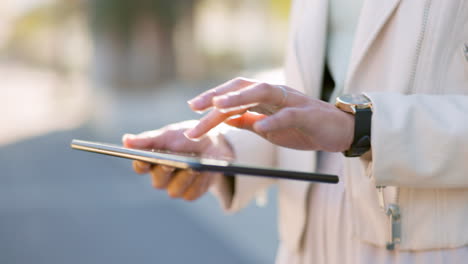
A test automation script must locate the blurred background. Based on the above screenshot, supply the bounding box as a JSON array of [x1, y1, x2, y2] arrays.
[[0, 0, 291, 263]]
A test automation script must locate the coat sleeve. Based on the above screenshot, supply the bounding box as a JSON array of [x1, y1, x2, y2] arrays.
[[364, 92, 468, 188], [210, 125, 277, 213]]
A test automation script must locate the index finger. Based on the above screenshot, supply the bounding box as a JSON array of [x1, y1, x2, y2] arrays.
[[184, 83, 285, 140], [184, 108, 246, 140], [187, 77, 255, 112]]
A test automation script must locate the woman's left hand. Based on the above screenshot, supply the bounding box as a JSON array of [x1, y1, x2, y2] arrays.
[[184, 77, 355, 152]]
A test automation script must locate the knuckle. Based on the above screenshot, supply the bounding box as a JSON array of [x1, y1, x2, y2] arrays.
[[256, 82, 268, 90], [232, 77, 247, 85], [150, 166, 161, 176], [151, 171, 171, 189], [256, 83, 272, 99], [164, 124, 177, 132], [169, 180, 183, 191], [151, 178, 166, 190], [207, 88, 218, 97], [164, 126, 183, 136], [232, 91, 245, 102]]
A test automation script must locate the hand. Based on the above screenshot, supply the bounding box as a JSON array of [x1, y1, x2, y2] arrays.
[[184, 77, 355, 152], [122, 120, 234, 201]]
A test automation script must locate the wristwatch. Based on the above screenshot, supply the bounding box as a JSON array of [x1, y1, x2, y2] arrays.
[[335, 94, 373, 157]]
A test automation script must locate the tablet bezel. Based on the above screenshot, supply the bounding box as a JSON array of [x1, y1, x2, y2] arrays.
[[70, 139, 339, 183]]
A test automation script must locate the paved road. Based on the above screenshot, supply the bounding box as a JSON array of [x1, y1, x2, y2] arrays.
[[0, 126, 279, 264]]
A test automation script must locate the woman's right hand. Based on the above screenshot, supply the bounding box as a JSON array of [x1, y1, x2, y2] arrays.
[[122, 120, 234, 201], [185, 77, 355, 152]]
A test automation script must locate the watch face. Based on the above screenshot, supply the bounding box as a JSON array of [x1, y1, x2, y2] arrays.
[[336, 94, 372, 113], [337, 94, 371, 105]]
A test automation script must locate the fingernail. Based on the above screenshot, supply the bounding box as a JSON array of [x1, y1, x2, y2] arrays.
[[160, 165, 174, 172], [187, 98, 202, 108], [187, 98, 197, 105], [183, 129, 197, 140], [136, 161, 150, 170], [194, 106, 213, 115], [183, 130, 205, 142], [183, 129, 194, 138], [123, 133, 136, 141]]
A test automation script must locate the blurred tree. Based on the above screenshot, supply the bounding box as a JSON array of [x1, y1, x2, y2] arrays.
[[4, 0, 85, 74]]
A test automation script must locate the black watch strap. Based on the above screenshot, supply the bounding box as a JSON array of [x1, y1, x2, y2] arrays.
[[344, 108, 372, 157]]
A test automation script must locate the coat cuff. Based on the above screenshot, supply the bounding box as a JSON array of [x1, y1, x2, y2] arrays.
[[364, 92, 468, 187], [210, 125, 276, 212]]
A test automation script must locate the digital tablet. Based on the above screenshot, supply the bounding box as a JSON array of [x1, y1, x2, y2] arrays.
[[70, 139, 339, 184]]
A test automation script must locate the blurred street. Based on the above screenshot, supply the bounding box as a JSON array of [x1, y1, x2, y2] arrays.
[[0, 80, 279, 264]]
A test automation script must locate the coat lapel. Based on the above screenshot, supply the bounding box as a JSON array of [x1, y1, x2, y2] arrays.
[[345, 0, 402, 92], [291, 0, 329, 98]]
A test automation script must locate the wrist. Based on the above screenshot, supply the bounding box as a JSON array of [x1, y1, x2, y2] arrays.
[[343, 112, 356, 152], [335, 94, 373, 157]]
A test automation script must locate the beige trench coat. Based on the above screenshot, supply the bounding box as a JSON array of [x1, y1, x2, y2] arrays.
[[212, 0, 468, 253]]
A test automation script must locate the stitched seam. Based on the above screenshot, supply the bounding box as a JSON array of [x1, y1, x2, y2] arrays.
[[407, 0, 433, 95]]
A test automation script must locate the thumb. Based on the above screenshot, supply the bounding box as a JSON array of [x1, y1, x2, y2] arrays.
[[252, 107, 302, 133], [122, 131, 166, 150]]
